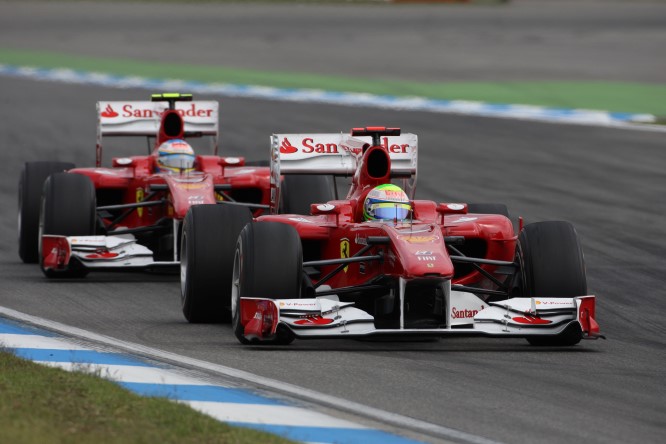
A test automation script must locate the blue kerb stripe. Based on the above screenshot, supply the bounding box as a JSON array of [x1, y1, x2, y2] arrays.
[[119, 382, 285, 405], [231, 423, 425, 444], [0, 318, 56, 336], [10, 348, 156, 367]]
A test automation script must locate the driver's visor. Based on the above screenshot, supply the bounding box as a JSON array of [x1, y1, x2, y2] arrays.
[[370, 202, 411, 220], [159, 153, 195, 169]]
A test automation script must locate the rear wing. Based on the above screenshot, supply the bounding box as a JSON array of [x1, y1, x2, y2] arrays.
[[269, 132, 418, 213], [95, 100, 219, 166]]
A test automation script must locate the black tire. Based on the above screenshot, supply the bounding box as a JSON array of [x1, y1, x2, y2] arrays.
[[40, 173, 96, 278], [281, 175, 335, 215], [18, 161, 75, 263], [243, 160, 269, 167], [518, 221, 587, 346], [232, 222, 302, 345], [180, 204, 252, 323], [467, 203, 510, 218]]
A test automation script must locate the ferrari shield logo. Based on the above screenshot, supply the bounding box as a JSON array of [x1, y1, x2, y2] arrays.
[[340, 238, 350, 273], [135, 188, 144, 217]]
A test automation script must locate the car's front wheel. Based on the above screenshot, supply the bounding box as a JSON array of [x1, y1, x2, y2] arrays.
[[517, 221, 588, 346], [19, 161, 75, 263], [232, 221, 302, 345], [39, 172, 96, 278]]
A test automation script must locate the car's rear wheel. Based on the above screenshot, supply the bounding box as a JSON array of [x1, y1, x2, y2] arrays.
[[232, 221, 302, 345], [518, 221, 587, 346], [40, 172, 96, 278], [19, 161, 75, 263], [243, 160, 269, 167], [467, 203, 510, 218], [281, 175, 335, 215], [180, 204, 252, 323]]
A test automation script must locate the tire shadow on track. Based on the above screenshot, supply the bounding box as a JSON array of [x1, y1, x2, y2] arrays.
[[235, 342, 604, 354]]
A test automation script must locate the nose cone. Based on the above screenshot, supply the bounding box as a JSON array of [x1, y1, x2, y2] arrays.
[[389, 226, 454, 279]]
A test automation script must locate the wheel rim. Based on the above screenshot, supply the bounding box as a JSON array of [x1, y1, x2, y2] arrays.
[[231, 247, 241, 330], [180, 231, 188, 301], [37, 196, 45, 264]]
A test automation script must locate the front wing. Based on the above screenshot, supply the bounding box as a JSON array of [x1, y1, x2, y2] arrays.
[[238, 295, 602, 342], [41, 235, 178, 273]]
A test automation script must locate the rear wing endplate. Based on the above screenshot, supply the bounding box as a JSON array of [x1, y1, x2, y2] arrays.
[[269, 132, 418, 213]]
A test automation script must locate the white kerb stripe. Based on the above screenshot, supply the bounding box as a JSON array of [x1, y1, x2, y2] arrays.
[[36, 361, 211, 386], [182, 400, 367, 429], [0, 333, 90, 350]]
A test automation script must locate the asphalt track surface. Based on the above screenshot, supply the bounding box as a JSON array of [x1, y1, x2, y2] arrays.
[[1, 2, 666, 444], [2, 0, 665, 83]]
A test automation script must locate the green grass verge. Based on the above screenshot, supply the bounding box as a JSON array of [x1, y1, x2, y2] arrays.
[[0, 351, 294, 444], [1, 48, 665, 116]]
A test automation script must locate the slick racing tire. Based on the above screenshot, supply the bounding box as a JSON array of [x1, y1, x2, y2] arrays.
[[232, 221, 302, 345], [281, 175, 336, 215], [243, 160, 269, 167], [18, 161, 75, 263], [467, 203, 510, 218], [181, 204, 252, 323], [40, 172, 96, 278], [517, 221, 587, 346]]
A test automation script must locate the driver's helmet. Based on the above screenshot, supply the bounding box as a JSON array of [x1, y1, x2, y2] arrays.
[[363, 184, 411, 221], [156, 139, 195, 174]]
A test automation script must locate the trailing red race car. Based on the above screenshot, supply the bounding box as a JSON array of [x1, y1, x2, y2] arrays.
[[18, 93, 333, 281], [181, 127, 603, 345]]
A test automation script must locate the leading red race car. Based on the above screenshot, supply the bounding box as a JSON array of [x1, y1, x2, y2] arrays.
[[18, 93, 333, 282], [181, 127, 603, 346]]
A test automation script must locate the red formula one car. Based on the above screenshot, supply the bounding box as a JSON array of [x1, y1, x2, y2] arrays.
[[181, 127, 603, 345], [18, 93, 333, 280]]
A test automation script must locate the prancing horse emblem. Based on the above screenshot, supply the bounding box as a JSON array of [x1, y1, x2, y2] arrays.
[[340, 238, 350, 273]]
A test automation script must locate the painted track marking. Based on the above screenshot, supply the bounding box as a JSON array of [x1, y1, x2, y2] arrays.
[[1, 306, 503, 444]]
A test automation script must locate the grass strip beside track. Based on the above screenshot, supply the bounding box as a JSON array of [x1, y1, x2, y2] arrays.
[[0, 351, 294, 444], [1, 48, 664, 116]]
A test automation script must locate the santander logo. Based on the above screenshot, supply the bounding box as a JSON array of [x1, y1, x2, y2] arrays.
[[100, 104, 119, 118], [101, 103, 213, 119], [279, 136, 411, 156], [280, 137, 298, 154], [451, 307, 480, 319]]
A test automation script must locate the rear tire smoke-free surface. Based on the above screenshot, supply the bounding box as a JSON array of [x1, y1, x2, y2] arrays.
[[232, 221, 302, 345], [180, 204, 252, 323], [18, 161, 75, 263], [281, 174, 335, 215], [518, 221, 588, 346], [467, 203, 510, 218], [40, 172, 96, 278]]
